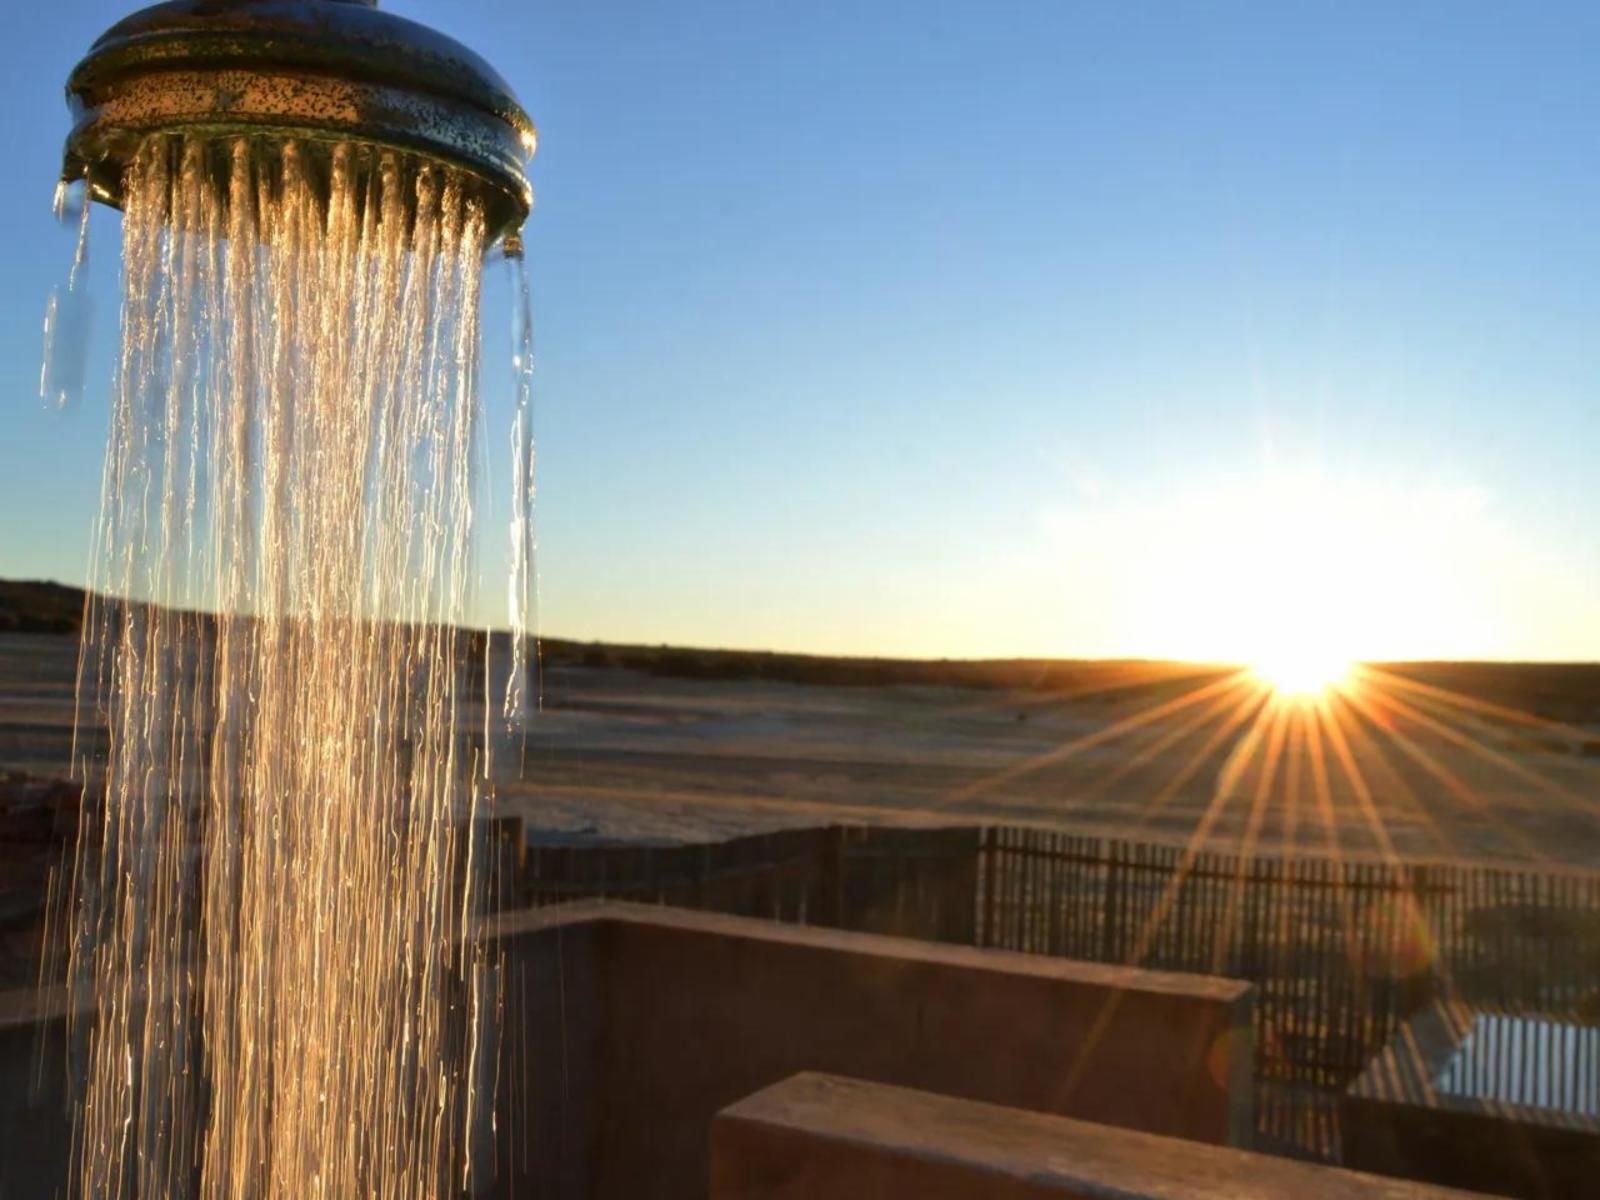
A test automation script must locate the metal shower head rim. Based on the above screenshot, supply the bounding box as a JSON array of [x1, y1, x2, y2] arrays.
[[61, 0, 537, 244]]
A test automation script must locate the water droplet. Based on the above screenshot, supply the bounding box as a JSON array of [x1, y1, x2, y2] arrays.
[[40, 177, 93, 411], [52, 177, 86, 226], [502, 238, 537, 732]]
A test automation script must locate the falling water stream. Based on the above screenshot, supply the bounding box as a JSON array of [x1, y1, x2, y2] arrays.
[[62, 132, 511, 1198], [503, 234, 538, 732], [41, 176, 94, 410]]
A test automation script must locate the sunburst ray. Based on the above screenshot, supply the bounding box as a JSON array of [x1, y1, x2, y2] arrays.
[[1055, 674, 1259, 810], [1336, 685, 1549, 864], [933, 670, 1249, 812]]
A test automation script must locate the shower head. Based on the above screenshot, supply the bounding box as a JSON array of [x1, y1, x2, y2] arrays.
[[62, 0, 536, 242]]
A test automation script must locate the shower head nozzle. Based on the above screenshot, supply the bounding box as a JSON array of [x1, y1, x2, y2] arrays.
[[62, 0, 536, 242]]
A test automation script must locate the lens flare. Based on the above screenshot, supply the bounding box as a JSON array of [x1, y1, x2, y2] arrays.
[[1253, 651, 1354, 700]]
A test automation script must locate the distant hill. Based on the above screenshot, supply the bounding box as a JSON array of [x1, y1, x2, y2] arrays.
[[529, 638, 1211, 696], [0, 578, 1206, 695], [2, 578, 1598, 718], [0, 579, 85, 634]]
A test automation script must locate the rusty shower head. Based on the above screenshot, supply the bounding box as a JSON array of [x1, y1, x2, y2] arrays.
[[62, 0, 536, 242]]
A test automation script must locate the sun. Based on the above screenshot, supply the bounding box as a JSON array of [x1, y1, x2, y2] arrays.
[[1251, 650, 1354, 701]]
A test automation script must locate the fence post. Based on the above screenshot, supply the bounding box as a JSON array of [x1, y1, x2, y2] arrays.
[[687, 844, 708, 911], [1404, 864, 1441, 1014], [952, 826, 981, 946], [979, 827, 997, 947], [814, 826, 844, 929], [1101, 841, 1120, 963]]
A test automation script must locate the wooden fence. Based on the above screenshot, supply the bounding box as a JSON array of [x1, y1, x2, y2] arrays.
[[493, 820, 1600, 1163], [502, 823, 980, 945]]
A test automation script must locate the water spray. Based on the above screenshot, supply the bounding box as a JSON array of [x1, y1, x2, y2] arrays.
[[54, 4, 538, 1196]]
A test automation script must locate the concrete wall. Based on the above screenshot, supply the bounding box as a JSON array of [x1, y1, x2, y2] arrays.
[[489, 913, 603, 1200], [2, 904, 1255, 1200], [494, 902, 1254, 1200], [711, 1072, 1483, 1200]]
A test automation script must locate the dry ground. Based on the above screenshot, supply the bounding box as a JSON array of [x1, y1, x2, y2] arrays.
[[495, 655, 1600, 870], [7, 631, 1596, 869]]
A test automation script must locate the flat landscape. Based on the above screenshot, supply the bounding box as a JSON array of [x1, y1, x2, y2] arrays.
[[6, 625, 1600, 870]]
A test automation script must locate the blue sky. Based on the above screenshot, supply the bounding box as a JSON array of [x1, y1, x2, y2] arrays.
[[4, 2, 1600, 660]]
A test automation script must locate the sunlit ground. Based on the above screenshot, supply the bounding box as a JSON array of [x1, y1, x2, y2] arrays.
[[6, 633, 1599, 873], [451, 649, 1600, 875], [928, 655, 1600, 875]]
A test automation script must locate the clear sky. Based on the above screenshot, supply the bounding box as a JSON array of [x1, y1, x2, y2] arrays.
[[4, 1, 1599, 662]]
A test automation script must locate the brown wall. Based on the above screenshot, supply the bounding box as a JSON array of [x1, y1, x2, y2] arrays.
[[2, 904, 1254, 1200], [712, 1073, 1481, 1200], [492, 915, 603, 1200], [494, 903, 1254, 1200], [0, 993, 74, 1200], [1343, 1093, 1598, 1200]]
